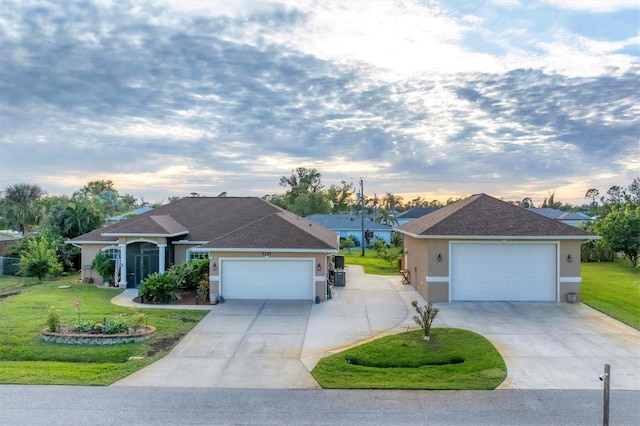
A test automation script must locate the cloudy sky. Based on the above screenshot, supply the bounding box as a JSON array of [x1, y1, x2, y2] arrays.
[[0, 0, 638, 206]]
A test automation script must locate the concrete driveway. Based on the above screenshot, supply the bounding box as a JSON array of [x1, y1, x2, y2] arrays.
[[113, 266, 640, 390], [434, 302, 640, 390], [113, 268, 410, 388]]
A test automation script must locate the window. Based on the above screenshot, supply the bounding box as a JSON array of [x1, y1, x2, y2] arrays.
[[101, 248, 120, 260], [188, 251, 209, 261]]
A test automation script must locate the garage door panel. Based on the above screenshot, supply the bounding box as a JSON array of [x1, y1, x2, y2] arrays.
[[222, 259, 314, 300], [451, 243, 556, 302]]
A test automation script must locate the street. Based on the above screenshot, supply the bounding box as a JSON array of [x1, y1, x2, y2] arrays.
[[0, 386, 638, 425]]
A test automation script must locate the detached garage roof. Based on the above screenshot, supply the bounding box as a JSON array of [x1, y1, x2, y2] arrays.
[[70, 197, 338, 251], [396, 194, 597, 239]]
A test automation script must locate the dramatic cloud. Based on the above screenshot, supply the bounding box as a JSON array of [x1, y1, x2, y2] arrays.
[[0, 0, 638, 205]]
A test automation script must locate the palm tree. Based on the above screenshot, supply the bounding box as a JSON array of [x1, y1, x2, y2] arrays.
[[0, 183, 46, 234], [48, 200, 104, 239]]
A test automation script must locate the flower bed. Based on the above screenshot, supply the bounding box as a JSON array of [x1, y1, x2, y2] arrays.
[[40, 325, 156, 345]]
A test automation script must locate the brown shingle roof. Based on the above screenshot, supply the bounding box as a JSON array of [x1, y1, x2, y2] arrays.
[[396, 194, 596, 238], [70, 197, 338, 250]]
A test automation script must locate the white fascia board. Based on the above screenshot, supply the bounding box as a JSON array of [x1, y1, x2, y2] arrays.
[[172, 241, 208, 245], [206, 248, 338, 253], [65, 240, 118, 245], [398, 233, 599, 241], [101, 231, 189, 238]]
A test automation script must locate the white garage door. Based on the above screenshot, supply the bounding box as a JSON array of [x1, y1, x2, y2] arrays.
[[221, 259, 314, 300], [451, 243, 556, 302]]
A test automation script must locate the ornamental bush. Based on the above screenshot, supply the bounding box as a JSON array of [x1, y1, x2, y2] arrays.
[[139, 272, 178, 303]]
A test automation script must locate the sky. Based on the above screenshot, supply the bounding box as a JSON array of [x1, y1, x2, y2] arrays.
[[0, 0, 638, 207]]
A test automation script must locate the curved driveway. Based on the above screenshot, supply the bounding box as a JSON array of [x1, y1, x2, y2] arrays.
[[112, 266, 640, 390]]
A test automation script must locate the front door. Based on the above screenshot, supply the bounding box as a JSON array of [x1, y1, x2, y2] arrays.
[[126, 243, 160, 288]]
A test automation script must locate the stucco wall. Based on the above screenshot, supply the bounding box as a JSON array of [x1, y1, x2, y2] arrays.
[[404, 237, 584, 303]]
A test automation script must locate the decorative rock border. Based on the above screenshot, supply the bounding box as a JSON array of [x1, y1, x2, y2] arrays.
[[40, 326, 156, 345]]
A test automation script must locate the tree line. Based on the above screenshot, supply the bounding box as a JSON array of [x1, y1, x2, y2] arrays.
[[1, 172, 638, 278]]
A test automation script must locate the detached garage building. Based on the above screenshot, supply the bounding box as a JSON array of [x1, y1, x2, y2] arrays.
[[70, 197, 338, 302], [395, 194, 597, 303]]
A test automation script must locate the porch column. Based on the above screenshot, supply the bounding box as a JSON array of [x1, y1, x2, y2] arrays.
[[158, 243, 167, 273], [118, 243, 127, 288]]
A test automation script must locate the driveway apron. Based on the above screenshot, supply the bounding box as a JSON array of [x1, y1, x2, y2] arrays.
[[113, 300, 319, 388]]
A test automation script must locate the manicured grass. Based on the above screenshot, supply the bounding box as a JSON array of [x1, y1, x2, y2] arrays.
[[312, 328, 506, 390], [0, 274, 208, 385], [339, 249, 400, 275], [0, 275, 25, 291], [581, 258, 640, 330]]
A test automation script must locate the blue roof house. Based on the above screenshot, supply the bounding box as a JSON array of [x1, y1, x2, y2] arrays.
[[305, 214, 393, 247]]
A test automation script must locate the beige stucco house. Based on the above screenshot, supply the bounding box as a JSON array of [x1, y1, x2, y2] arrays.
[[69, 197, 338, 302], [395, 194, 598, 303]]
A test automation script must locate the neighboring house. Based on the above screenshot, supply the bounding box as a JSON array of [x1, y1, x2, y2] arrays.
[[395, 194, 597, 303], [396, 207, 439, 225], [305, 214, 393, 246], [69, 197, 338, 302], [528, 208, 594, 227], [106, 206, 154, 225]]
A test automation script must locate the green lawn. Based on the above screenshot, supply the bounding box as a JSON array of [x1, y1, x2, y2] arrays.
[[0, 275, 25, 291], [0, 274, 207, 385], [339, 249, 401, 275], [312, 328, 506, 389], [581, 258, 640, 330]]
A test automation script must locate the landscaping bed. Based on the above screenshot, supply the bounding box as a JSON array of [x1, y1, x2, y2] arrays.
[[41, 326, 156, 345], [312, 328, 506, 390]]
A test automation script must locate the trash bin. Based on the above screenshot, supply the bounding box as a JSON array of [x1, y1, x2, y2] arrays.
[[334, 270, 346, 287]]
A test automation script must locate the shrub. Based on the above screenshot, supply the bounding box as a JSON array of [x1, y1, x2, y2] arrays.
[[167, 259, 209, 289], [139, 272, 178, 303], [46, 306, 62, 332], [92, 252, 115, 283], [371, 239, 387, 256], [19, 237, 63, 281]]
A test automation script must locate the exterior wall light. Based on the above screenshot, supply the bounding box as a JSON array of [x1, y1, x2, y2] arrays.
[[317, 263, 322, 272], [567, 254, 572, 263], [212, 262, 217, 271], [437, 253, 442, 262]]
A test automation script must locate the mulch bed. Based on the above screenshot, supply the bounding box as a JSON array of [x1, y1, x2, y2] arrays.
[[133, 289, 209, 306]]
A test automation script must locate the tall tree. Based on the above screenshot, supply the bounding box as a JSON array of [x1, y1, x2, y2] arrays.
[[0, 183, 46, 234], [594, 205, 640, 268], [327, 181, 355, 214]]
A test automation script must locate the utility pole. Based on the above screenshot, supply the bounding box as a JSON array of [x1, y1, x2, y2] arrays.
[[360, 178, 365, 257]]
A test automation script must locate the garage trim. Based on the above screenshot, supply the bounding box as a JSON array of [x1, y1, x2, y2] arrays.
[[448, 241, 559, 302]]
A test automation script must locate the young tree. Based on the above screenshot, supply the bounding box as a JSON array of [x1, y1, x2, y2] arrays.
[[594, 205, 640, 268], [19, 236, 63, 281], [411, 300, 439, 341]]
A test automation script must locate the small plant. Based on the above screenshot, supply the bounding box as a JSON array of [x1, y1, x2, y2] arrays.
[[411, 300, 439, 341], [46, 306, 62, 332], [104, 315, 128, 334], [90, 322, 104, 334], [73, 300, 82, 321], [129, 308, 147, 332], [197, 279, 210, 303], [74, 319, 93, 333]]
